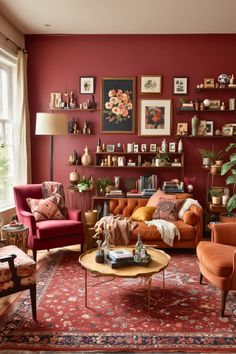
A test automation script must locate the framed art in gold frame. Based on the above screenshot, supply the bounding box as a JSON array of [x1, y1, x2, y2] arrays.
[[138, 75, 162, 95], [139, 98, 172, 136], [101, 77, 136, 133]]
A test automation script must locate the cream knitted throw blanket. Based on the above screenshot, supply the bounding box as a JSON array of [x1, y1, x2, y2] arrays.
[[145, 219, 180, 247]]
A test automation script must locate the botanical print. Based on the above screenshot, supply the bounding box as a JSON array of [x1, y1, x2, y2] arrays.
[[101, 78, 135, 133], [139, 75, 162, 94], [145, 106, 165, 129], [144, 79, 157, 91], [173, 77, 188, 95], [80, 77, 95, 94]]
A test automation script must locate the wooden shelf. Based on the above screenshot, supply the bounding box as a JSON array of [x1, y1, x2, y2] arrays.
[[51, 108, 97, 112], [94, 165, 183, 169], [176, 135, 234, 139], [177, 108, 235, 113], [195, 87, 236, 92]]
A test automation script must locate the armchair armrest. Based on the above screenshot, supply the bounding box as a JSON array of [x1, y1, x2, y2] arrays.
[[211, 223, 236, 246], [67, 208, 82, 221], [189, 204, 203, 245], [19, 210, 37, 235]]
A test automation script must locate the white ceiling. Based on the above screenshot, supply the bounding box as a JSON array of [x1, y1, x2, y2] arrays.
[[0, 0, 236, 35]]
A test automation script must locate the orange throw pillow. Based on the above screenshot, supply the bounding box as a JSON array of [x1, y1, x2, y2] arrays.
[[27, 196, 65, 222], [146, 189, 176, 207]]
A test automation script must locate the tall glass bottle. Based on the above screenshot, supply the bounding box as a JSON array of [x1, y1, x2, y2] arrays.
[[135, 233, 143, 261]]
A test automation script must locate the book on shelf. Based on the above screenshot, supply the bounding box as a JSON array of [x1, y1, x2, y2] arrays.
[[137, 174, 159, 192], [126, 192, 143, 197]]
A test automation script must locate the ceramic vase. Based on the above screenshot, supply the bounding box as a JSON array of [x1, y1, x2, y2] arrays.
[[69, 169, 80, 186], [191, 115, 199, 136], [81, 146, 92, 166]]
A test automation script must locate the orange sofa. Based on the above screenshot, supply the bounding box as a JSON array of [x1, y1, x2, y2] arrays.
[[108, 193, 203, 249]]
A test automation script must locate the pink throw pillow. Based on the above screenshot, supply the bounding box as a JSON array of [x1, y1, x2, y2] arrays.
[[146, 189, 176, 207], [152, 198, 183, 222], [27, 196, 65, 222]]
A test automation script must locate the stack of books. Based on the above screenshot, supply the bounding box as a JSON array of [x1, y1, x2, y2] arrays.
[[126, 190, 143, 197], [106, 190, 124, 197], [162, 181, 184, 193], [142, 188, 156, 197], [109, 249, 133, 262]]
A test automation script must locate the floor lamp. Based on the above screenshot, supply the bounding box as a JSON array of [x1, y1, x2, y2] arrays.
[[35, 112, 68, 181]]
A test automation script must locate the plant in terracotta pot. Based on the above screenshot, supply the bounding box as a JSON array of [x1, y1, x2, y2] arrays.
[[221, 141, 236, 213], [96, 176, 114, 195]]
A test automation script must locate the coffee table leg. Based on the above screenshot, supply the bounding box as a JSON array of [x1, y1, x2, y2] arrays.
[[84, 268, 88, 308]]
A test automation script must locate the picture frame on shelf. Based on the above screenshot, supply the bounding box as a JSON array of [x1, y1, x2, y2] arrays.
[[222, 125, 234, 136], [141, 143, 147, 152], [209, 99, 221, 110], [138, 98, 172, 136], [80, 77, 95, 94], [173, 77, 188, 95], [176, 122, 188, 136], [169, 142, 176, 152], [101, 77, 136, 133], [197, 120, 206, 136], [133, 144, 139, 153], [150, 144, 157, 152], [49, 92, 62, 109], [205, 121, 214, 136], [204, 78, 215, 88], [138, 75, 162, 95], [106, 144, 115, 153]]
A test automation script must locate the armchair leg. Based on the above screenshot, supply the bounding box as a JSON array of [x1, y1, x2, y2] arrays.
[[220, 290, 228, 317], [199, 272, 203, 284], [33, 250, 37, 262], [30, 284, 37, 320]]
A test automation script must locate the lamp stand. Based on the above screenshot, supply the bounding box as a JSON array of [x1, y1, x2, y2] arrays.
[[50, 135, 54, 181]]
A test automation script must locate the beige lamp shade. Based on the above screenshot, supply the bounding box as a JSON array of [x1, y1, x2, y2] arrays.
[[35, 112, 68, 135]]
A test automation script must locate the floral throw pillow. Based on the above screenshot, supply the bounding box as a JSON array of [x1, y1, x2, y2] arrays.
[[152, 198, 184, 222], [26, 196, 65, 222]]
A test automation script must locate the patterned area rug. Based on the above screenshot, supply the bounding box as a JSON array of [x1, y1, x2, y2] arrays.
[[0, 249, 235, 352]]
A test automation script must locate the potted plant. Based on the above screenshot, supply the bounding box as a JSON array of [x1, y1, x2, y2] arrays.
[[221, 141, 236, 213], [155, 151, 170, 166], [209, 188, 223, 205], [76, 176, 93, 192], [96, 176, 114, 195], [199, 148, 216, 167]]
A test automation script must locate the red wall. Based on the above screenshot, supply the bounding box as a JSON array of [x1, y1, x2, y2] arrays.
[[26, 34, 236, 206]]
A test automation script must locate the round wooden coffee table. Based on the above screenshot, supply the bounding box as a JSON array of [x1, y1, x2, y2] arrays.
[[79, 247, 171, 310]]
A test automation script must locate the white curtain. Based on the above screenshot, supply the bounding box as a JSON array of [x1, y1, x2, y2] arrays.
[[14, 50, 32, 184]]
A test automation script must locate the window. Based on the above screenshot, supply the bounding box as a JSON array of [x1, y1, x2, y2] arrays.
[[0, 49, 16, 211]]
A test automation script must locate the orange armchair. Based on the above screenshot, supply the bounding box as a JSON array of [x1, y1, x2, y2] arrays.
[[196, 222, 236, 316]]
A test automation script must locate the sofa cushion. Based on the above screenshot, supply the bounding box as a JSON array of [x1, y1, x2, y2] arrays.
[[131, 206, 156, 221], [183, 211, 198, 226], [27, 196, 65, 221], [197, 241, 234, 277], [146, 189, 176, 207], [152, 199, 183, 221]]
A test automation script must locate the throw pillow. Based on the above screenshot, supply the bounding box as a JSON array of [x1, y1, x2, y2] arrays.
[[152, 198, 184, 222], [131, 206, 156, 221], [146, 189, 176, 207], [27, 196, 65, 222]]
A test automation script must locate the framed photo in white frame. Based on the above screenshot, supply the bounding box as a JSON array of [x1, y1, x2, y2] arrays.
[[169, 142, 176, 152], [150, 144, 157, 152], [173, 77, 188, 95], [80, 76, 95, 94], [205, 121, 214, 136], [138, 98, 172, 136]]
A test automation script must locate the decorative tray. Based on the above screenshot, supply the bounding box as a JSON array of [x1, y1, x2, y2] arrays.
[[105, 254, 152, 268]]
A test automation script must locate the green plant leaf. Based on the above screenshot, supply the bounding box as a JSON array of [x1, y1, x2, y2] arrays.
[[226, 175, 236, 185], [221, 161, 236, 175], [227, 194, 236, 213], [226, 143, 236, 152]]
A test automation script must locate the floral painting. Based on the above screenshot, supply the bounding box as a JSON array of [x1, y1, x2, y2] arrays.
[[101, 78, 136, 133], [139, 99, 172, 136]]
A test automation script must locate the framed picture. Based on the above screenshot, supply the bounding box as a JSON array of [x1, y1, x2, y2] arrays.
[[106, 144, 115, 152], [141, 143, 147, 152], [176, 122, 188, 136], [139, 75, 162, 94], [209, 99, 221, 110], [205, 121, 214, 136], [204, 78, 215, 88], [222, 125, 234, 136], [197, 120, 206, 136], [169, 142, 176, 152], [133, 144, 139, 153], [80, 77, 95, 94], [150, 144, 157, 152], [49, 92, 62, 109], [139, 98, 172, 136], [101, 77, 136, 133], [173, 77, 188, 95]]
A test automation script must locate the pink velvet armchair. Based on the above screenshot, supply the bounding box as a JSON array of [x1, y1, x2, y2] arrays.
[[13, 184, 84, 261]]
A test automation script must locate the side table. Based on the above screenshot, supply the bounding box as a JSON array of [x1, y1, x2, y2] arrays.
[[1, 224, 29, 253]]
